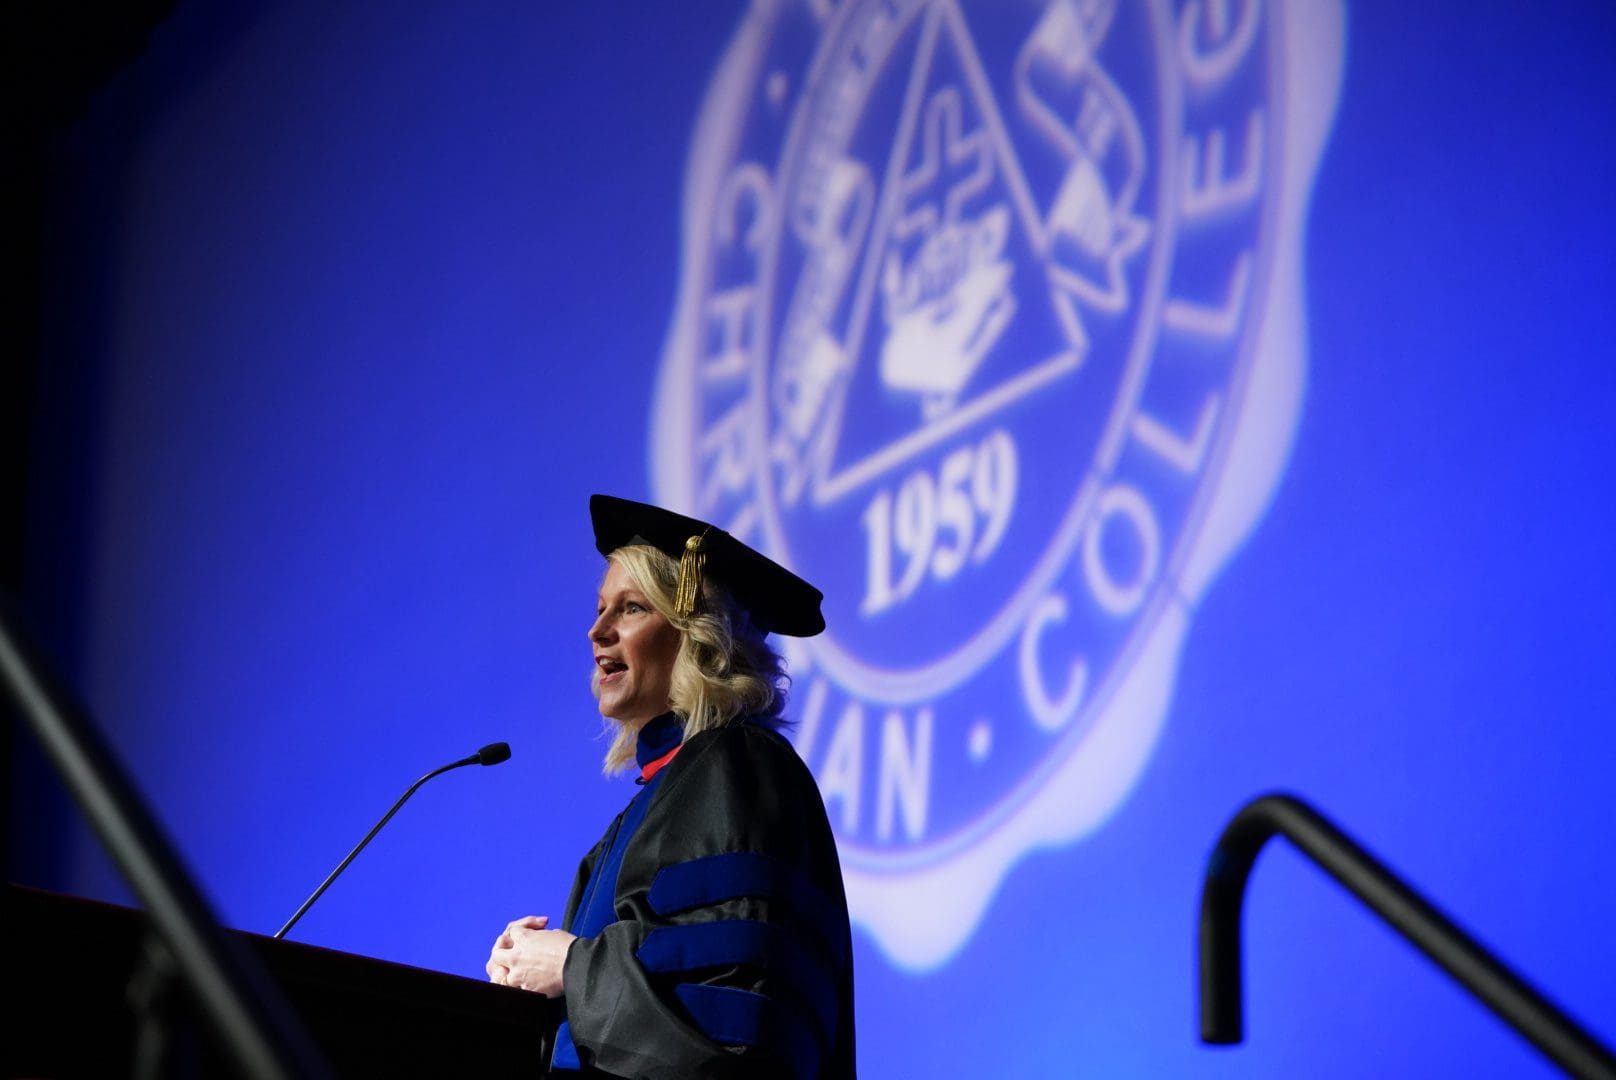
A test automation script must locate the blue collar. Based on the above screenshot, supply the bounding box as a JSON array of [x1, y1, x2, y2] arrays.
[[636, 712, 684, 770]]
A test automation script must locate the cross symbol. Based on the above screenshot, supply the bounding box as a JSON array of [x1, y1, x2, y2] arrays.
[[892, 86, 995, 245]]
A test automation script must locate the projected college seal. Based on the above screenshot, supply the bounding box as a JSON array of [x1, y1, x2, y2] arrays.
[[653, 0, 1342, 971]]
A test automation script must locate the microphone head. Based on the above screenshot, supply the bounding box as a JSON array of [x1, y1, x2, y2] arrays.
[[476, 742, 512, 766]]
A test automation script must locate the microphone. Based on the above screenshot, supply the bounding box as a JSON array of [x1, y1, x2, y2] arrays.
[[274, 741, 512, 939]]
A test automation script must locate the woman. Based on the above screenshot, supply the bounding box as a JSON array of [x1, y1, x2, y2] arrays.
[[487, 494, 857, 1079]]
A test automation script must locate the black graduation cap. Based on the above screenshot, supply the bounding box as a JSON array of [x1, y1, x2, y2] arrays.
[[590, 494, 825, 637]]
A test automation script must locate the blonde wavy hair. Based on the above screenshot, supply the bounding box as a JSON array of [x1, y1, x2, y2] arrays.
[[593, 543, 788, 774]]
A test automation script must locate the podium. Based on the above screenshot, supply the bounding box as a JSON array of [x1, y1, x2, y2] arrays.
[[4, 883, 559, 1077]]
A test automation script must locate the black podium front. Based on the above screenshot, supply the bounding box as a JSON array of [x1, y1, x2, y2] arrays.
[[4, 883, 558, 1077]]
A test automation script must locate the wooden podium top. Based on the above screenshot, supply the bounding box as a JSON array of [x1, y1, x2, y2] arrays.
[[4, 882, 558, 1078]]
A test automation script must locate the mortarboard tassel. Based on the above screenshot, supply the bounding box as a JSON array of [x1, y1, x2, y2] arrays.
[[675, 532, 707, 618]]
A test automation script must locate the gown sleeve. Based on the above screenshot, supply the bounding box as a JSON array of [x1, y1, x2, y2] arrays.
[[559, 722, 856, 1079]]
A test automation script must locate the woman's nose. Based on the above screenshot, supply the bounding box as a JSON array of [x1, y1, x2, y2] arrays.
[[588, 612, 612, 643]]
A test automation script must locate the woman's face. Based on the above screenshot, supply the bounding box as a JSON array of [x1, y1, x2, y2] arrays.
[[589, 559, 682, 726]]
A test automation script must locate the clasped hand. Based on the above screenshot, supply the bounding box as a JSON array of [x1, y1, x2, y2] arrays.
[[487, 915, 576, 997]]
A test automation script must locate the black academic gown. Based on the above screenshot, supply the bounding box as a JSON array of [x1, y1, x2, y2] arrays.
[[551, 715, 857, 1079]]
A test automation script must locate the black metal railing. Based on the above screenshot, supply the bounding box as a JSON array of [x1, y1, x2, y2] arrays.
[[1199, 792, 1616, 1079], [2, 599, 329, 1079]]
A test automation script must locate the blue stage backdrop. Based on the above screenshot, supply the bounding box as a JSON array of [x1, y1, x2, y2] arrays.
[[12, 2, 1615, 1077]]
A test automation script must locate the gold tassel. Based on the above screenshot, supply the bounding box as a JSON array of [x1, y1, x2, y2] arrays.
[[675, 532, 707, 618]]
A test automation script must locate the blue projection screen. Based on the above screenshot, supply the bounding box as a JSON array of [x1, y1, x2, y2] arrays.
[[12, 2, 1615, 1077]]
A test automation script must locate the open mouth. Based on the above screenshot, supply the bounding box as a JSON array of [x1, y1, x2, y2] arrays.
[[597, 658, 627, 683]]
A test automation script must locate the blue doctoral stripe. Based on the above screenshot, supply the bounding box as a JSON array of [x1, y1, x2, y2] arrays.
[[647, 851, 848, 956], [568, 772, 668, 939], [674, 983, 822, 1080], [552, 717, 685, 1073], [550, 1020, 581, 1071], [636, 919, 839, 1051], [568, 716, 683, 939], [552, 751, 676, 1072]]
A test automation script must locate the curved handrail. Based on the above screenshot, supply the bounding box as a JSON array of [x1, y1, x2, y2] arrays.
[[2, 599, 330, 1078], [1199, 792, 1615, 1079]]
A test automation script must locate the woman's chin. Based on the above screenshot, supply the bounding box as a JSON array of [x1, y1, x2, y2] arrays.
[[602, 708, 664, 731]]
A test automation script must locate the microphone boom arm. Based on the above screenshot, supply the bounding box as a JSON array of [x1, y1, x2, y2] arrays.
[[275, 743, 510, 940]]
